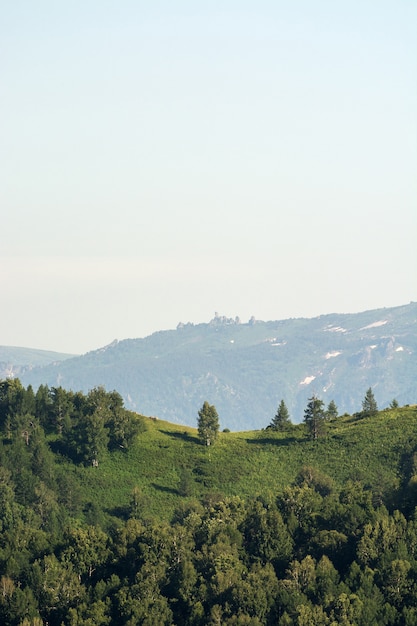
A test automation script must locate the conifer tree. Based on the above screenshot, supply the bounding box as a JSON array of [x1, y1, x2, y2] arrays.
[[304, 395, 326, 440], [362, 387, 378, 417], [326, 399, 338, 420], [269, 399, 291, 430]]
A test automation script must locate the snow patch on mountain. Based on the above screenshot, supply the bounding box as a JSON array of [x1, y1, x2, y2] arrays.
[[361, 320, 388, 330], [300, 375, 316, 386], [325, 351, 342, 359], [324, 325, 347, 333]]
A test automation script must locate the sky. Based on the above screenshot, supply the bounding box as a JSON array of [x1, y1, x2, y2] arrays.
[[1, 0, 416, 354]]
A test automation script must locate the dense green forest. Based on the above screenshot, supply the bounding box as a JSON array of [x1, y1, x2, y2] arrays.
[[0, 379, 416, 625]]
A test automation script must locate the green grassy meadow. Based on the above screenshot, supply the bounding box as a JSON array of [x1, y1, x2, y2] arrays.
[[74, 405, 417, 522]]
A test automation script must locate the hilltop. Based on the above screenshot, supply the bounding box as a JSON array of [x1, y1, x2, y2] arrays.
[[1, 376, 416, 521], [80, 403, 417, 520]]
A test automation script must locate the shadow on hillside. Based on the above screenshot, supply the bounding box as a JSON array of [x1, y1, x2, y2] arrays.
[[161, 430, 198, 444], [246, 436, 298, 446], [151, 483, 179, 495], [107, 505, 130, 520]]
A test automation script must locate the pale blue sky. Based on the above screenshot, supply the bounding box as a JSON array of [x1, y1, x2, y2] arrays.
[[1, 1, 416, 353]]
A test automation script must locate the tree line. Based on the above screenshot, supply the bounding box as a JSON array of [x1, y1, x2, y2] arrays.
[[197, 387, 381, 445], [0, 378, 143, 467]]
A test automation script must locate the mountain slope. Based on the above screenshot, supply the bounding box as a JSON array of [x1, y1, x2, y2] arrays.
[[0, 345, 77, 380], [20, 303, 416, 430]]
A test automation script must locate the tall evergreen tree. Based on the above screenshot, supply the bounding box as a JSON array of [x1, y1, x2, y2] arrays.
[[0, 379, 26, 429], [50, 387, 72, 435], [79, 410, 110, 466], [269, 399, 291, 430], [304, 395, 326, 440], [197, 401, 219, 446], [35, 384, 52, 430], [362, 387, 378, 417], [326, 400, 338, 420]]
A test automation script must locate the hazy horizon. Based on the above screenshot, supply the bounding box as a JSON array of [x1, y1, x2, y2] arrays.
[[1, 1, 416, 354]]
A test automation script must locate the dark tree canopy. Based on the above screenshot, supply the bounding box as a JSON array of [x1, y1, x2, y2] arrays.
[[197, 401, 219, 446]]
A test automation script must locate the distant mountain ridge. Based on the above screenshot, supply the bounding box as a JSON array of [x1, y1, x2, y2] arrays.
[[0, 346, 77, 380], [13, 302, 416, 430]]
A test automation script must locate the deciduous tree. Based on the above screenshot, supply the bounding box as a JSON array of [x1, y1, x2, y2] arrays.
[[197, 401, 219, 446]]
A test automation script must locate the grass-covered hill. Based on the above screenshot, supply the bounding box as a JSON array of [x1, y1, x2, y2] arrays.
[[81, 404, 417, 521], [20, 302, 417, 430]]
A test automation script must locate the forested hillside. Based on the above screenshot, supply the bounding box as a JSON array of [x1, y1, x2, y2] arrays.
[[0, 379, 417, 625], [20, 302, 417, 430]]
